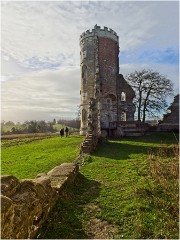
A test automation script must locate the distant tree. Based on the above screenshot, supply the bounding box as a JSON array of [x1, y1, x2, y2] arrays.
[[27, 120, 38, 133], [126, 69, 174, 122], [47, 122, 55, 132], [11, 127, 21, 134], [76, 105, 81, 121], [11, 127, 16, 134], [1, 120, 5, 133], [57, 119, 64, 125], [37, 120, 47, 133], [52, 118, 56, 125], [1, 120, 5, 125], [5, 121, 15, 126]]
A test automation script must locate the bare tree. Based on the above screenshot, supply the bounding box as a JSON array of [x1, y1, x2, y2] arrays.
[[126, 69, 174, 122]]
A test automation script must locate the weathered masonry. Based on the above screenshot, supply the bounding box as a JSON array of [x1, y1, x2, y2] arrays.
[[1, 163, 79, 239], [79, 25, 135, 137], [158, 94, 179, 131]]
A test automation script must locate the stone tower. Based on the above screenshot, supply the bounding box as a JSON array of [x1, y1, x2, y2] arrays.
[[80, 25, 135, 136]]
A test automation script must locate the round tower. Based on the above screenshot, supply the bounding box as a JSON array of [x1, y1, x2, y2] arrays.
[[79, 25, 119, 135]]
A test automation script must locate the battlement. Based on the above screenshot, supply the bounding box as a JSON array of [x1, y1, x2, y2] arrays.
[[80, 24, 119, 43]]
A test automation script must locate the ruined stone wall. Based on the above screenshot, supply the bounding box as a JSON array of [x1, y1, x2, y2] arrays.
[[158, 94, 179, 131], [1, 163, 79, 239], [117, 74, 135, 121]]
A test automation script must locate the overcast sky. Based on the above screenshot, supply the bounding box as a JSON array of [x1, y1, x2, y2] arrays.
[[1, 0, 179, 122]]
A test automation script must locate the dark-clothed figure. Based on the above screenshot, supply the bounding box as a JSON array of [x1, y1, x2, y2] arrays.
[[65, 127, 69, 137], [60, 128, 64, 137]]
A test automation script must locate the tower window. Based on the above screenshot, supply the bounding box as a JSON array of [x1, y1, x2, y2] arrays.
[[83, 50, 87, 59], [82, 92, 87, 101], [82, 65, 88, 83], [121, 111, 126, 121], [121, 92, 126, 102]]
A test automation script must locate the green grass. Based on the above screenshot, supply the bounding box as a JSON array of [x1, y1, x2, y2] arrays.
[[38, 132, 179, 239], [53, 123, 64, 131], [1, 135, 83, 179]]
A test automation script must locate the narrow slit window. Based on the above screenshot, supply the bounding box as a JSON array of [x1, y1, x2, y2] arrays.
[[121, 92, 126, 101], [82, 65, 88, 83]]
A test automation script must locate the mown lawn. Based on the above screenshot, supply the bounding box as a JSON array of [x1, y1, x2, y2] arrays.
[[38, 132, 179, 239], [1, 135, 83, 179]]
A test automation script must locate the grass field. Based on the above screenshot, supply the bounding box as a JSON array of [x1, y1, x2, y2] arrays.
[[1, 135, 83, 179], [38, 132, 179, 239]]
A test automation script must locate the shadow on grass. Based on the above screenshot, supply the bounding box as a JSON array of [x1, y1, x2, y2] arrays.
[[118, 132, 179, 144], [92, 132, 179, 161], [92, 141, 161, 161], [36, 173, 101, 239]]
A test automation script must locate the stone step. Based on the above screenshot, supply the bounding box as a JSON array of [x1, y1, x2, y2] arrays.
[[83, 142, 95, 147], [125, 132, 144, 137], [81, 146, 92, 150], [86, 137, 93, 140], [82, 149, 92, 154], [121, 124, 137, 128], [83, 140, 94, 144], [83, 140, 92, 143], [123, 128, 144, 132], [82, 144, 93, 148], [84, 137, 93, 140], [87, 134, 93, 138]]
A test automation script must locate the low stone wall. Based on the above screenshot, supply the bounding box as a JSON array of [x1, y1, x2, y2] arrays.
[[1, 163, 79, 239]]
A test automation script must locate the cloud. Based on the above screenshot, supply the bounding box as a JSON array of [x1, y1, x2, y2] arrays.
[[1, 66, 80, 121], [1, 1, 179, 121], [3, 1, 178, 69], [2, 1, 82, 67]]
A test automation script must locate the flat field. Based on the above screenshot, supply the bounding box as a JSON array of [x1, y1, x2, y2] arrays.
[[1, 134, 83, 179], [38, 132, 179, 239]]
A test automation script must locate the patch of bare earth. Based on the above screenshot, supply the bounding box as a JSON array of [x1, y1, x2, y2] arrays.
[[84, 204, 119, 239]]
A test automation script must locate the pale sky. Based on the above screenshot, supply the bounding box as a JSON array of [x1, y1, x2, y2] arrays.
[[1, 0, 179, 122]]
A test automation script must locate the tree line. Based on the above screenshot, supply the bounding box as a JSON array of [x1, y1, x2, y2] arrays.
[[1, 119, 80, 135]]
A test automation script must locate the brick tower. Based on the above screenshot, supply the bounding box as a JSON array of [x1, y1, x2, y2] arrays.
[[79, 25, 135, 136]]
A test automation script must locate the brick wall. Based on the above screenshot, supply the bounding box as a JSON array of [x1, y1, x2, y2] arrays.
[[98, 37, 119, 97]]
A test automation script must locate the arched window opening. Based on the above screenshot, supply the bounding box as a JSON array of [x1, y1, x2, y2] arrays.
[[121, 92, 126, 102], [83, 50, 87, 59]]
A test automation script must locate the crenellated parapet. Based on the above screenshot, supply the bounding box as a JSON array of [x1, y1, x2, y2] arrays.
[[80, 24, 119, 43]]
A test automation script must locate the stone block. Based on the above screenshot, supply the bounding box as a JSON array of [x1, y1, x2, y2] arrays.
[[1, 175, 20, 197], [1, 195, 14, 239], [1, 163, 79, 239]]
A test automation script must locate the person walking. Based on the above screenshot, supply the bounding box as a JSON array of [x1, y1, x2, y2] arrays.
[[60, 128, 64, 137], [65, 127, 69, 137]]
